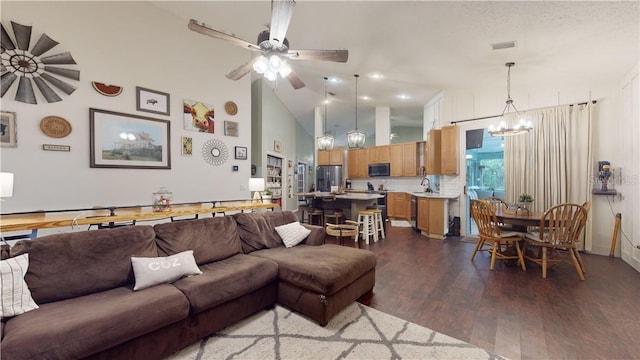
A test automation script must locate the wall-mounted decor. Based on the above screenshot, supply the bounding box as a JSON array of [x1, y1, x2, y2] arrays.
[[43, 144, 70, 152], [40, 116, 71, 138], [89, 108, 171, 169], [0, 111, 17, 147], [181, 136, 193, 156], [0, 21, 79, 104], [224, 121, 239, 137], [224, 101, 238, 115], [136, 87, 170, 115], [235, 146, 247, 160], [274, 140, 282, 153], [202, 138, 228, 166], [183, 99, 214, 133], [92, 82, 122, 97]]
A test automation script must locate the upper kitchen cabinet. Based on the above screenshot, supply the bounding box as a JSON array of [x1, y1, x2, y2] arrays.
[[369, 145, 390, 163], [426, 129, 441, 175], [440, 125, 459, 174], [347, 148, 369, 178], [389, 142, 419, 177], [318, 149, 344, 166]]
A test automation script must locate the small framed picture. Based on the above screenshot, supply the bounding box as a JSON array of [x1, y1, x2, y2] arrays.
[[235, 146, 247, 160], [274, 140, 282, 153], [0, 111, 17, 147], [136, 87, 170, 115], [182, 136, 193, 156], [224, 121, 239, 137]]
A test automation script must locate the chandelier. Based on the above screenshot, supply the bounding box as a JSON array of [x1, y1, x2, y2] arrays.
[[317, 76, 334, 150], [488, 62, 532, 137], [347, 74, 366, 148], [252, 54, 292, 82]]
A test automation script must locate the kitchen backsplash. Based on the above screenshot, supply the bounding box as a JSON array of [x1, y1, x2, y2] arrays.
[[350, 174, 460, 196]]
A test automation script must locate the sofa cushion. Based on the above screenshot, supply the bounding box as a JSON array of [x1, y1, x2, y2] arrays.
[[131, 250, 202, 290], [171, 254, 278, 314], [10, 226, 158, 304], [0, 285, 189, 360], [154, 216, 242, 264], [234, 211, 300, 253], [250, 244, 377, 295], [1, 254, 39, 318]]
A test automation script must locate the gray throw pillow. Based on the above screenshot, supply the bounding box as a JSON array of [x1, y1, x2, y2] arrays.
[[131, 250, 202, 291]]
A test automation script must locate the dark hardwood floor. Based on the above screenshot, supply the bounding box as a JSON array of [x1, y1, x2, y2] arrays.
[[324, 225, 640, 360]]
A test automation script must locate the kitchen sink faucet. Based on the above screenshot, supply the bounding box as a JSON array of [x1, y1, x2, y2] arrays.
[[420, 177, 433, 193]]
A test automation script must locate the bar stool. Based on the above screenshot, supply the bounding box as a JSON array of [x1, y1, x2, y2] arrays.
[[351, 210, 378, 245], [298, 195, 313, 223], [322, 195, 343, 227], [370, 208, 385, 240]]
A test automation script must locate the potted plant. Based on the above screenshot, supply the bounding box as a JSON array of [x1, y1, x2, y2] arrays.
[[518, 193, 534, 211], [262, 189, 273, 203]]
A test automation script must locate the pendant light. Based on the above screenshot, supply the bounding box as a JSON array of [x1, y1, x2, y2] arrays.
[[317, 76, 334, 150], [347, 74, 366, 148], [488, 62, 532, 137]]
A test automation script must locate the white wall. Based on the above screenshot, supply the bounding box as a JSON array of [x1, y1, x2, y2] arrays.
[[1, 2, 253, 213]]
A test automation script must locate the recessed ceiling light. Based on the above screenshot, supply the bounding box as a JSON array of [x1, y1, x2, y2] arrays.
[[397, 94, 410, 100], [360, 95, 371, 101], [328, 77, 341, 83], [369, 73, 383, 79], [491, 41, 517, 50]]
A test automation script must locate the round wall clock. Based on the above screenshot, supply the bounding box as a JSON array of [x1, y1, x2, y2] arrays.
[[202, 138, 228, 166], [224, 101, 238, 115], [40, 116, 72, 138]]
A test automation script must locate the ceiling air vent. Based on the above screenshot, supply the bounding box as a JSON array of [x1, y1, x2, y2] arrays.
[[491, 41, 517, 50]]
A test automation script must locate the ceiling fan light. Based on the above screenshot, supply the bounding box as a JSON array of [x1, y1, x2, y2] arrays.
[[278, 61, 292, 78], [269, 54, 282, 69], [253, 56, 268, 74], [264, 71, 277, 81]]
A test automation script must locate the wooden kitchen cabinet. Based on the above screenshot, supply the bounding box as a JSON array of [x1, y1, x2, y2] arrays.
[[440, 125, 459, 174], [369, 145, 390, 163], [389, 144, 404, 176], [416, 197, 447, 239], [387, 192, 411, 220], [390, 142, 419, 177], [426, 129, 441, 175], [318, 149, 343, 165], [347, 148, 369, 178]]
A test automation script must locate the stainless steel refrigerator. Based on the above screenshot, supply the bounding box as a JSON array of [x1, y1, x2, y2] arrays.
[[316, 165, 342, 192]]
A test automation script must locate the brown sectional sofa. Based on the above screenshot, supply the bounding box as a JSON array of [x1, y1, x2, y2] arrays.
[[1, 211, 376, 360]]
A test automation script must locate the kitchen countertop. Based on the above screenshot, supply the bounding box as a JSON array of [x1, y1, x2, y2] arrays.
[[409, 192, 459, 199]]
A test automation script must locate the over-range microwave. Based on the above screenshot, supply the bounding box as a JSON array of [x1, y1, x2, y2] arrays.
[[368, 163, 391, 177]]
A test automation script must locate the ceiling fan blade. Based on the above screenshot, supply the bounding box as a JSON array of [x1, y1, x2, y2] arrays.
[[1, 23, 16, 51], [286, 69, 305, 90], [285, 49, 348, 63], [269, 0, 295, 48], [226, 57, 259, 80], [30, 33, 59, 56], [11, 22, 32, 51], [188, 19, 261, 51]]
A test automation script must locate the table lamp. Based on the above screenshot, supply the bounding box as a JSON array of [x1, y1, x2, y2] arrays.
[[1, 172, 14, 199], [248, 178, 265, 202]]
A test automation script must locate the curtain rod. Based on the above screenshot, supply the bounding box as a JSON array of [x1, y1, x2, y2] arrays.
[[451, 100, 597, 125]]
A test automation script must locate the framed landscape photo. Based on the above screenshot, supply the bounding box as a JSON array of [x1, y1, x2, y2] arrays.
[[1, 111, 17, 147], [235, 146, 247, 160], [90, 108, 171, 169], [136, 87, 170, 115]]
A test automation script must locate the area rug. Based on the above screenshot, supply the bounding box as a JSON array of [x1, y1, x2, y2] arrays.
[[167, 303, 506, 360], [390, 220, 412, 228]]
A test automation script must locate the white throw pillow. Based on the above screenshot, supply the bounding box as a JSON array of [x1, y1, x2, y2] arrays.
[[275, 222, 311, 248], [1, 253, 39, 318], [131, 250, 202, 291]]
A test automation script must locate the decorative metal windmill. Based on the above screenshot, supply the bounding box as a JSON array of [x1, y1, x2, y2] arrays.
[[1, 21, 80, 104]]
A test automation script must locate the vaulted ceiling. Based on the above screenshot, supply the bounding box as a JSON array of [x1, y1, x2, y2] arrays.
[[153, 1, 639, 147]]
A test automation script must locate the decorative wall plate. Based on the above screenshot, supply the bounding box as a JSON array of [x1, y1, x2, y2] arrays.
[[202, 138, 228, 166], [92, 82, 122, 97], [224, 101, 238, 115], [40, 116, 72, 138]]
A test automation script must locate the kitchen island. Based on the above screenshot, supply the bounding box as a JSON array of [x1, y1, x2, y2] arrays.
[[297, 192, 384, 220]]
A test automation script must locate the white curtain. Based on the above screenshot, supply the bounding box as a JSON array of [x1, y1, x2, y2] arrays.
[[504, 103, 593, 249]]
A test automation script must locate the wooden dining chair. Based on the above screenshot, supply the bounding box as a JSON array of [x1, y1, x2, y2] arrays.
[[480, 196, 514, 231], [523, 203, 588, 280], [469, 199, 526, 271]]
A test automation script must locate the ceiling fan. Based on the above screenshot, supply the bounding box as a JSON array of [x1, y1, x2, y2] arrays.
[[188, 0, 348, 89]]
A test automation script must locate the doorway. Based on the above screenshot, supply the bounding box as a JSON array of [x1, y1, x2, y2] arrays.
[[297, 161, 308, 205], [465, 128, 504, 235]]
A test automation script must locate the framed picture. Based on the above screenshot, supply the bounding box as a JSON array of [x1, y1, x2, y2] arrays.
[[183, 98, 214, 133], [224, 120, 239, 137], [89, 108, 171, 169], [274, 140, 282, 153], [1, 111, 17, 147], [136, 87, 170, 116], [182, 136, 193, 156], [235, 146, 247, 160]]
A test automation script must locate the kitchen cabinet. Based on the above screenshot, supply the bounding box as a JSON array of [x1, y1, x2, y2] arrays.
[[441, 125, 459, 174], [387, 192, 411, 220], [416, 197, 447, 239], [369, 145, 390, 163], [390, 142, 419, 177], [347, 148, 369, 178], [318, 149, 343, 165], [426, 129, 441, 175]]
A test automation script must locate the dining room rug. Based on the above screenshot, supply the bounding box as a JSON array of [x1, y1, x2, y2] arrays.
[[166, 302, 507, 360]]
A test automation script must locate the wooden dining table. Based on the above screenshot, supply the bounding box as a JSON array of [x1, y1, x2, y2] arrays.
[[494, 207, 544, 232]]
